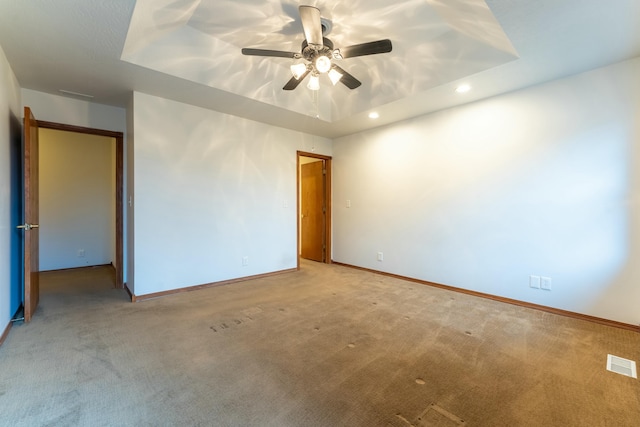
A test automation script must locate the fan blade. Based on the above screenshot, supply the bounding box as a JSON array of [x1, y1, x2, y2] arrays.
[[332, 65, 361, 89], [283, 70, 310, 90], [299, 6, 323, 47], [339, 39, 392, 59], [242, 48, 298, 58]]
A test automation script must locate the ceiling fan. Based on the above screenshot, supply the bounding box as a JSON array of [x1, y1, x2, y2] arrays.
[[241, 5, 392, 91]]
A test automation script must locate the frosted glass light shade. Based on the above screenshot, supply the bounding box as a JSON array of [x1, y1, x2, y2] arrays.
[[291, 63, 307, 80], [315, 56, 332, 73], [307, 74, 320, 91]]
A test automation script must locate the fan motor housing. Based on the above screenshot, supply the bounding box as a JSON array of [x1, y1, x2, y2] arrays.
[[301, 37, 334, 63]]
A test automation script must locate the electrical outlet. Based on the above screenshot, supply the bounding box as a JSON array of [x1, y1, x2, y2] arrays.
[[541, 277, 552, 290], [242, 256, 249, 266], [529, 275, 540, 289], [77, 249, 85, 258], [346, 200, 351, 208], [377, 252, 383, 262]]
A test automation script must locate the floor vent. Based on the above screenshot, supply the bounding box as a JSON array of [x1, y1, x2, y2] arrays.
[[607, 354, 637, 379]]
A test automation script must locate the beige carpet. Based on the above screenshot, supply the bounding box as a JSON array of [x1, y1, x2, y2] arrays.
[[1, 261, 638, 426]]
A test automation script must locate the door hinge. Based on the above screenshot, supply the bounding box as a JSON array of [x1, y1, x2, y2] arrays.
[[322, 169, 327, 175]]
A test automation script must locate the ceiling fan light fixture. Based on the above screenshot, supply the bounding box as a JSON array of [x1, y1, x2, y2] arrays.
[[291, 62, 308, 80], [315, 55, 332, 73], [307, 74, 320, 91], [328, 68, 343, 85], [241, 5, 392, 92]]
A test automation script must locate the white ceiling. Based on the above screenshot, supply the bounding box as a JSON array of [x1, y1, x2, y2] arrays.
[[0, 0, 639, 138]]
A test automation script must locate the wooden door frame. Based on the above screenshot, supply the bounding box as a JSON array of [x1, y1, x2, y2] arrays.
[[37, 120, 124, 289], [297, 151, 332, 268], [23, 107, 40, 322]]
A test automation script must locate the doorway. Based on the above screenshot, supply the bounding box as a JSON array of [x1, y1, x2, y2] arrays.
[[297, 151, 332, 266], [37, 121, 123, 288]]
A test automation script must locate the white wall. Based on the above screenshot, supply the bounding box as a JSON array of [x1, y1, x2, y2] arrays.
[[131, 92, 331, 296], [21, 89, 126, 132], [0, 45, 22, 330], [39, 129, 115, 271], [333, 58, 640, 325]]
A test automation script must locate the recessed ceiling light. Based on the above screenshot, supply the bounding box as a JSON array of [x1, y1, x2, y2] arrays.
[[455, 84, 471, 94], [368, 112, 379, 119]]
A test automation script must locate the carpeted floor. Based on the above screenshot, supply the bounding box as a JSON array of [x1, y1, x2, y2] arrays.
[[1, 261, 638, 426]]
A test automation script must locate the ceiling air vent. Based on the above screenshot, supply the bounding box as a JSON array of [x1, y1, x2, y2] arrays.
[[607, 354, 637, 379]]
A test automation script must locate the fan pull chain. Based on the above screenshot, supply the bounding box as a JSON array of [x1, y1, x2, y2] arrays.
[[313, 89, 320, 119]]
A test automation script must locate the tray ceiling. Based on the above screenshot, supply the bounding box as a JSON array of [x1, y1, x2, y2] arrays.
[[122, 0, 518, 122], [0, 0, 638, 137]]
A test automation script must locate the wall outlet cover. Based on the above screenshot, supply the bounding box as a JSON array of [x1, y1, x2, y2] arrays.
[[529, 275, 541, 289]]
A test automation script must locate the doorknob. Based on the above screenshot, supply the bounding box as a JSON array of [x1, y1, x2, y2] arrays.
[[16, 224, 39, 230]]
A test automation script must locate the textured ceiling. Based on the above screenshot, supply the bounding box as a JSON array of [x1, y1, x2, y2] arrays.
[[0, 0, 639, 137]]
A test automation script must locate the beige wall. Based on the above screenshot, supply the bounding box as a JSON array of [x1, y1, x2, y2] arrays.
[[39, 128, 115, 270]]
